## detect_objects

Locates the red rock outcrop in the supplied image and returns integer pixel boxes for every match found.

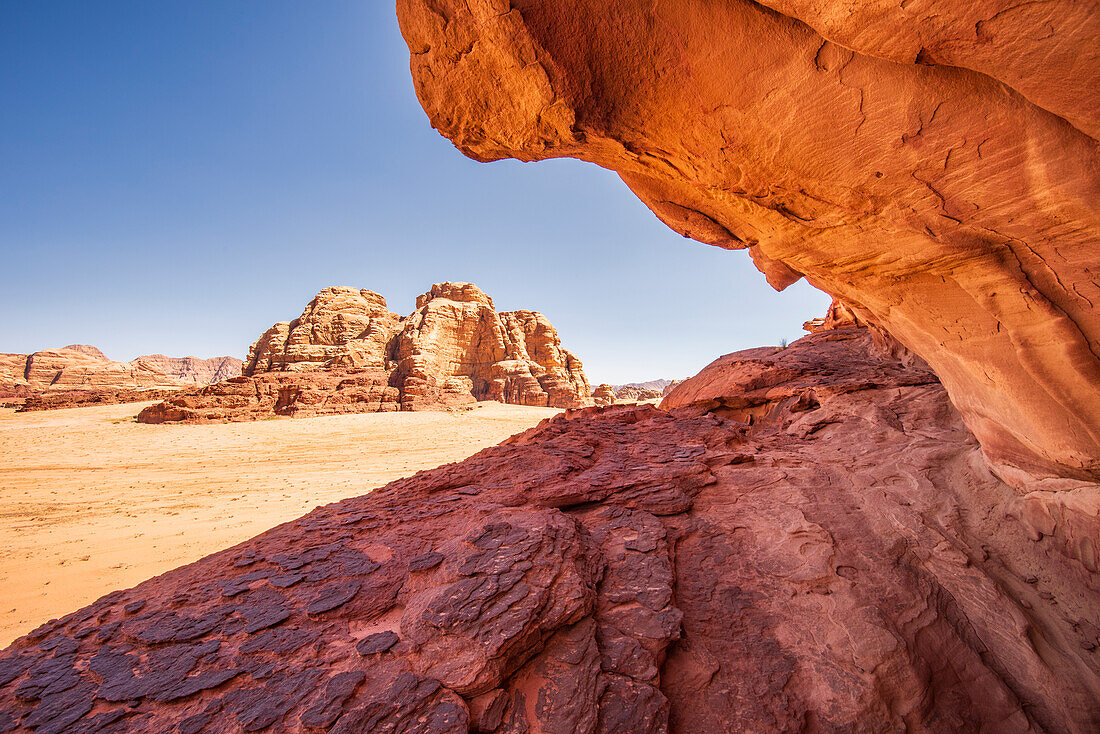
[0,346,242,410]
[395,0,1100,483]
[142,283,593,422]
[4,327,1096,732]
[19,389,181,413]
[137,371,401,424]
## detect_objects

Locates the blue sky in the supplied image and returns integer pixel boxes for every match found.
[0,1,829,384]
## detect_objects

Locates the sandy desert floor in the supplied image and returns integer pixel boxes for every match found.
[0,401,559,647]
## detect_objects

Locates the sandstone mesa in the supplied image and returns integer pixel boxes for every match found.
[138,283,592,423]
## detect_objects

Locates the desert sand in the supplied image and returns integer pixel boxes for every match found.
[0,400,558,647]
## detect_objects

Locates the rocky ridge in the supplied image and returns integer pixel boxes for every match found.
[139,283,592,423]
[2,323,1096,732]
[0,346,242,410]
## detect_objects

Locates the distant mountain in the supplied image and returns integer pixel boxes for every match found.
[0,346,242,409]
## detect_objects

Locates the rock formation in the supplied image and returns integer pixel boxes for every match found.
[0,346,242,409]
[18,389,182,413]
[614,379,676,394]
[591,383,615,407]
[614,386,662,402]
[3,325,1096,732]
[137,371,401,424]
[244,288,401,374]
[392,283,591,411]
[140,283,592,422]
[395,0,1100,483]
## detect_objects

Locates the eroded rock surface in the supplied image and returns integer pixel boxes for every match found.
[142,283,592,422]
[395,0,1100,482]
[4,328,1096,732]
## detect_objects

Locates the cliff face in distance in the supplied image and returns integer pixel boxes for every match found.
[396,0,1100,484]
[0,345,242,409]
[139,283,592,422]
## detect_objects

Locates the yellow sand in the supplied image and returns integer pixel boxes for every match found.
[0,401,558,647]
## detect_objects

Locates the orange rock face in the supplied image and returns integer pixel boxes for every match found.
[395,0,1100,482]
[142,283,593,422]
[244,288,401,374]
[0,345,242,409]
[394,283,591,410]
[5,328,1096,732]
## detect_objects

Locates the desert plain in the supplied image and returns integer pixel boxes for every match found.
[0,400,557,647]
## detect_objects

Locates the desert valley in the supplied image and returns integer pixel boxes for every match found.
[0,2,1097,734]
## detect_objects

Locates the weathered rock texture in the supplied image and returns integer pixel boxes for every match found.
[141,283,592,422]
[0,346,242,409]
[395,0,1100,483]
[3,327,1097,732]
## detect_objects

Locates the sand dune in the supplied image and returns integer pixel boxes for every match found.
[0,401,558,646]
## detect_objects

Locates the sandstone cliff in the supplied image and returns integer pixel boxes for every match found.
[5,326,1096,732]
[393,282,591,410]
[141,283,592,422]
[395,0,1100,483]
[244,288,401,374]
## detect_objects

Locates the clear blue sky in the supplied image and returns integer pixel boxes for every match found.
[0,1,829,385]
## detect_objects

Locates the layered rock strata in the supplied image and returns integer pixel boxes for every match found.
[3,327,1096,732]
[0,346,242,409]
[141,283,592,422]
[395,0,1100,482]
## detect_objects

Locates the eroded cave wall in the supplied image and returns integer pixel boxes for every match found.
[395,0,1100,482]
